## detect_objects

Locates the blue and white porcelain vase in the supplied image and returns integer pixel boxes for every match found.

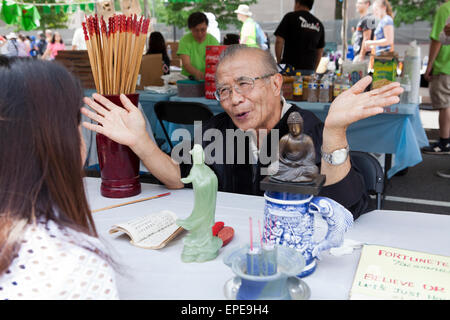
[263,191,354,277]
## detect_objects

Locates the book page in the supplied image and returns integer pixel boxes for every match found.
[110,210,178,244]
[349,245,450,300]
[132,223,181,249]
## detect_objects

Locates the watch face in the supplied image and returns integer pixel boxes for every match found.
[332,149,347,164]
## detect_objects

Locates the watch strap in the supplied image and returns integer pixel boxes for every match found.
[321,145,349,165]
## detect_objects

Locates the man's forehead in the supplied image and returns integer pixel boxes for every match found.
[216,51,264,83]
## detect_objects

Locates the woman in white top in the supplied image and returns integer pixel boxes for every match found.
[0,58,119,300]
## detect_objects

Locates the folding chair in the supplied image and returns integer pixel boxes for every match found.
[350,151,385,210]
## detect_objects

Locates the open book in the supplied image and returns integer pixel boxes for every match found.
[349,244,450,300]
[109,210,183,249]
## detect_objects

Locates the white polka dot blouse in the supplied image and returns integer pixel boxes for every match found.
[0,219,119,300]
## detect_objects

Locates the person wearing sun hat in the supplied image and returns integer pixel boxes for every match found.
[6,32,16,40]
[4,32,20,57]
[235,4,259,48]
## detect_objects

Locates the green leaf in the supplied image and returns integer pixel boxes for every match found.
[155,0,258,30]
[390,0,446,26]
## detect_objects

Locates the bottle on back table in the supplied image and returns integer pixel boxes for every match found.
[292,72,303,101]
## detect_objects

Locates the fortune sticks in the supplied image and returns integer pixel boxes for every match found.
[82,14,150,95]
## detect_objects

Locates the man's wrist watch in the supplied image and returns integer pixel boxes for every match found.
[321,145,350,166]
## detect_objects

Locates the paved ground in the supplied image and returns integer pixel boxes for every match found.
[376,106,450,216]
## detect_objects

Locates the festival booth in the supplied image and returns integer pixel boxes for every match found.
[2,0,440,302]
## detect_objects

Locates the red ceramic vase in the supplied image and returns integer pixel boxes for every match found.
[96,93,141,198]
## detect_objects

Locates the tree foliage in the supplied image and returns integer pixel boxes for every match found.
[390,0,446,26]
[154,0,258,30]
[36,0,69,31]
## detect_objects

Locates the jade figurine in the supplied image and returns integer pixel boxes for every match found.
[176,144,223,262]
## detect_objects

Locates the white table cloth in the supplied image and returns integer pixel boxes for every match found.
[85,177,450,300]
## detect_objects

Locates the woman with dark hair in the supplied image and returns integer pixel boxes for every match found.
[41,31,65,60]
[146,31,170,75]
[177,11,219,80]
[0,58,118,299]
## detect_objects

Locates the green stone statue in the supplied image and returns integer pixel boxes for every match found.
[176,144,223,262]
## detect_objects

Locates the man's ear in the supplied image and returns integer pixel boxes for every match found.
[271,73,283,96]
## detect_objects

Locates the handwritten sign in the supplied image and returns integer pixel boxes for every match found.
[349,245,450,300]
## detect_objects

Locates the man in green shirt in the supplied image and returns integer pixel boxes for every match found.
[177,11,219,80]
[422,0,450,155]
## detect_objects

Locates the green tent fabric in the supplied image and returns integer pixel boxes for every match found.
[0,0,21,24]
[20,4,40,31]
[43,5,51,14]
[0,1,40,31]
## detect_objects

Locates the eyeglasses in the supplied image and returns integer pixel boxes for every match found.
[214,73,276,101]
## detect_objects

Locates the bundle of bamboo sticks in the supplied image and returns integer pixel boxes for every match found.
[82,14,150,95]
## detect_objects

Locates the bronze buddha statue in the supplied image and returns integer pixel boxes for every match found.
[269,111,319,183]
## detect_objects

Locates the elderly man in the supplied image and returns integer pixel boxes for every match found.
[81,45,402,219]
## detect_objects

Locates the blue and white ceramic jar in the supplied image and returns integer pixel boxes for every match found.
[263,191,353,278]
